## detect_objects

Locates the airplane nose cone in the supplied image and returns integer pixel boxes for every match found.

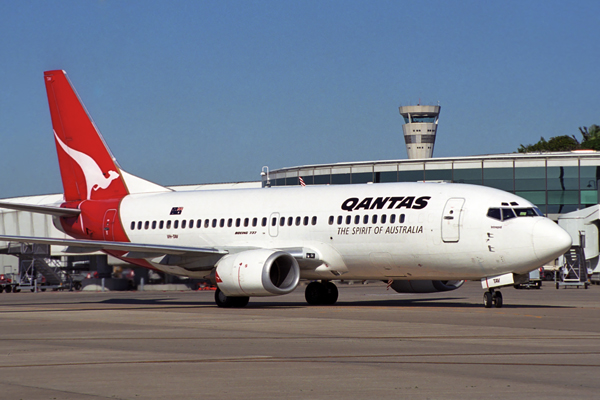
[531,219,572,263]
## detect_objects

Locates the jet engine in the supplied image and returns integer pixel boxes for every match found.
[214,249,300,297]
[389,280,464,293]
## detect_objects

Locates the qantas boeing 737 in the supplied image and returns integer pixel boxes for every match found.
[0,70,572,308]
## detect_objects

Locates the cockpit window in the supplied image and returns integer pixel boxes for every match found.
[488,206,542,221]
[487,208,502,221]
[514,208,538,217]
[501,208,516,220]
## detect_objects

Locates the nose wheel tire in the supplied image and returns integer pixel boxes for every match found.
[483,290,503,308]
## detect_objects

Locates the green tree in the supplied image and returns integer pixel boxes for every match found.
[580,124,600,150]
[518,124,600,153]
[518,135,580,153]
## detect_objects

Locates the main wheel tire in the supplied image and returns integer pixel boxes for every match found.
[214,288,249,308]
[215,288,234,308]
[0,285,4,293]
[323,282,339,305]
[5,285,12,293]
[232,296,250,308]
[305,281,326,305]
[492,291,503,308]
[483,291,493,308]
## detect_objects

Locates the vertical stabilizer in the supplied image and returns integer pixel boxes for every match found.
[44,70,129,202]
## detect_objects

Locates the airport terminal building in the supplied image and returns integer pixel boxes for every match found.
[263,152,600,220]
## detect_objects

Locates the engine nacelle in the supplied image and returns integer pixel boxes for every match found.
[389,280,464,294]
[214,249,300,297]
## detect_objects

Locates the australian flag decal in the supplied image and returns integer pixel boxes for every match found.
[170,207,183,215]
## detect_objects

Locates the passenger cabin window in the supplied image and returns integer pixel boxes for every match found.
[372,215,378,224]
[337,216,343,225]
[280,217,285,226]
[262,217,267,227]
[205,219,210,228]
[287,217,293,226]
[346,215,351,225]
[236,218,241,227]
[197,219,202,228]
[252,217,258,227]
[159,221,164,229]
[181,220,186,229]
[304,216,309,226]
[174,220,179,229]
[130,222,135,230]
[399,214,405,223]
[244,218,249,227]
[219,219,225,228]
[295,217,301,226]
[137,221,142,230]
[390,214,396,223]
[354,215,360,224]
[363,215,369,224]
[311,216,317,225]
[329,216,334,225]
[271,217,277,226]
[381,214,387,224]
[227,218,232,228]
[152,221,157,229]
[166,220,172,229]
[144,221,149,230]
[212,219,217,228]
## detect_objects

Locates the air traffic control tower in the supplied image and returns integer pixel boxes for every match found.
[399,105,440,159]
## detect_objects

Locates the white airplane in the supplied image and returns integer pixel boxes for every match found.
[0,70,572,308]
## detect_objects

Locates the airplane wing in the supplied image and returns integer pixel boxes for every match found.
[0,201,81,217]
[0,234,224,257]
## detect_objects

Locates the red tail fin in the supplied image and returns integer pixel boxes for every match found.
[44,70,129,202]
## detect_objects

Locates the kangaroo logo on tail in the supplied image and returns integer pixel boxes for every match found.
[54,131,120,200]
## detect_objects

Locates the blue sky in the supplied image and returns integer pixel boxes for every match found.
[1,0,599,198]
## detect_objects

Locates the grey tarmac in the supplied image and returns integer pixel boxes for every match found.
[0,281,599,399]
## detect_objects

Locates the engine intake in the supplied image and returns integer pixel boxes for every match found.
[214,249,300,297]
[389,280,464,294]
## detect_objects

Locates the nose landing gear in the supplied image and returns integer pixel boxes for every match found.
[483,289,503,308]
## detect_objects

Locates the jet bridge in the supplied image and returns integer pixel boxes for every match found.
[557,206,600,285]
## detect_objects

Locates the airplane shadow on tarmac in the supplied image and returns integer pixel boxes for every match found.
[93,295,574,310]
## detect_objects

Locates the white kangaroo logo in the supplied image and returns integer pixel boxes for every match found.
[54,131,120,200]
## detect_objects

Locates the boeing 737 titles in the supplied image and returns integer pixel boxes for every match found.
[0,70,572,308]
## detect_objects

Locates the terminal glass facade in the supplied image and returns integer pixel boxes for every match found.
[265,154,600,216]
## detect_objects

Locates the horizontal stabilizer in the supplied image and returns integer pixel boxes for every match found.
[0,201,81,217]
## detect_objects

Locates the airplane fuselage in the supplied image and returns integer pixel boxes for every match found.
[59,182,566,282]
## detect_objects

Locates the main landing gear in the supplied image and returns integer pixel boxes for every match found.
[305,281,338,305]
[483,289,503,308]
[214,288,250,308]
